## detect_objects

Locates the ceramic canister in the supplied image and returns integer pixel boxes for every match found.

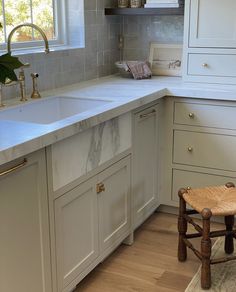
[118,0,129,8]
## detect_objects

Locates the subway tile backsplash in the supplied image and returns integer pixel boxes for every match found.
[3,0,121,101]
[123,15,184,60]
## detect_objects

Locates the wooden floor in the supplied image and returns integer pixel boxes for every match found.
[75,212,223,292]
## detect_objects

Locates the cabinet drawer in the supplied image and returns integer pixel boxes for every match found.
[188,54,236,77]
[172,169,236,202]
[174,102,236,130]
[173,130,236,171]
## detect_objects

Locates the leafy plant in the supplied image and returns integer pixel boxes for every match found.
[0,22,24,84]
[0,53,24,84]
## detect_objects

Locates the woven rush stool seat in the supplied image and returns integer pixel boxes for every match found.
[177,182,236,290]
[183,185,236,216]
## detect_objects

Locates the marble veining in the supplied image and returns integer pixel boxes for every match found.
[2,75,236,166]
[110,117,120,155]
[51,112,131,191]
[86,122,106,171]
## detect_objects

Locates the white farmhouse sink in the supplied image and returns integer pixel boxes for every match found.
[0,96,111,124]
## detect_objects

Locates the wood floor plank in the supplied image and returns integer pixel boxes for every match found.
[75,212,223,292]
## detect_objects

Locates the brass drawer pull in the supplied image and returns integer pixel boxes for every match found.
[187,147,193,152]
[0,158,27,177]
[96,183,105,194]
[189,113,195,119]
[140,109,156,119]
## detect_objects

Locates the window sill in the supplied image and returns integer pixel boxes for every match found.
[0,44,85,57]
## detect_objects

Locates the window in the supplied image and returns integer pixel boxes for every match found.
[0,0,63,51]
[0,0,85,53]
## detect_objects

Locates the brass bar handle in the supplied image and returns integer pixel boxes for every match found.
[96,183,105,194]
[0,158,27,177]
[140,109,156,119]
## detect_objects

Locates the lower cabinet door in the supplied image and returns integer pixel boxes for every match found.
[54,177,99,291]
[98,156,131,253]
[133,104,159,228]
[0,150,52,292]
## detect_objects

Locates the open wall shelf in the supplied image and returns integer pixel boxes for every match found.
[105,7,184,16]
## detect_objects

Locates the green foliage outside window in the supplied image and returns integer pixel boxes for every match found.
[0,0,55,83]
[0,0,55,43]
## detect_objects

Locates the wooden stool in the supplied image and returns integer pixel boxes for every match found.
[178,182,236,290]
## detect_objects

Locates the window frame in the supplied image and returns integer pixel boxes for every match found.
[0,0,67,53]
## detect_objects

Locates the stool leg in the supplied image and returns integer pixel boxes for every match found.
[225,215,234,254]
[178,188,187,262]
[201,208,212,290]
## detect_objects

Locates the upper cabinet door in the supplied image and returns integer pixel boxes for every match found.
[189,0,236,48]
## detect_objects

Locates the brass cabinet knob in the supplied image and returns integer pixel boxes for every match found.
[187,186,191,190]
[96,183,105,194]
[202,63,208,68]
[189,112,194,119]
[187,147,193,152]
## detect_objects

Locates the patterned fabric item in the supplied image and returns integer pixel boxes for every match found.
[126,61,152,80]
[185,238,236,292]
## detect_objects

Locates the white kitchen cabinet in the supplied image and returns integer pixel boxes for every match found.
[173,130,236,172]
[163,97,236,207]
[174,101,236,130]
[0,150,52,292]
[183,0,236,84]
[133,104,159,228]
[187,53,236,78]
[54,177,99,291]
[189,0,236,48]
[54,155,131,291]
[98,156,131,253]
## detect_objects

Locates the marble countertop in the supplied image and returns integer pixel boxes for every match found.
[1,75,236,165]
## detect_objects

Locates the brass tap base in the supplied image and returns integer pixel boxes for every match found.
[20,98,28,102]
[31,92,41,99]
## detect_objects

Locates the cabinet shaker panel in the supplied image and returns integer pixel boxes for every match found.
[189,0,236,48]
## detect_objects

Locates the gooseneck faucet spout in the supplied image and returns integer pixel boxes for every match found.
[7,23,50,54]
